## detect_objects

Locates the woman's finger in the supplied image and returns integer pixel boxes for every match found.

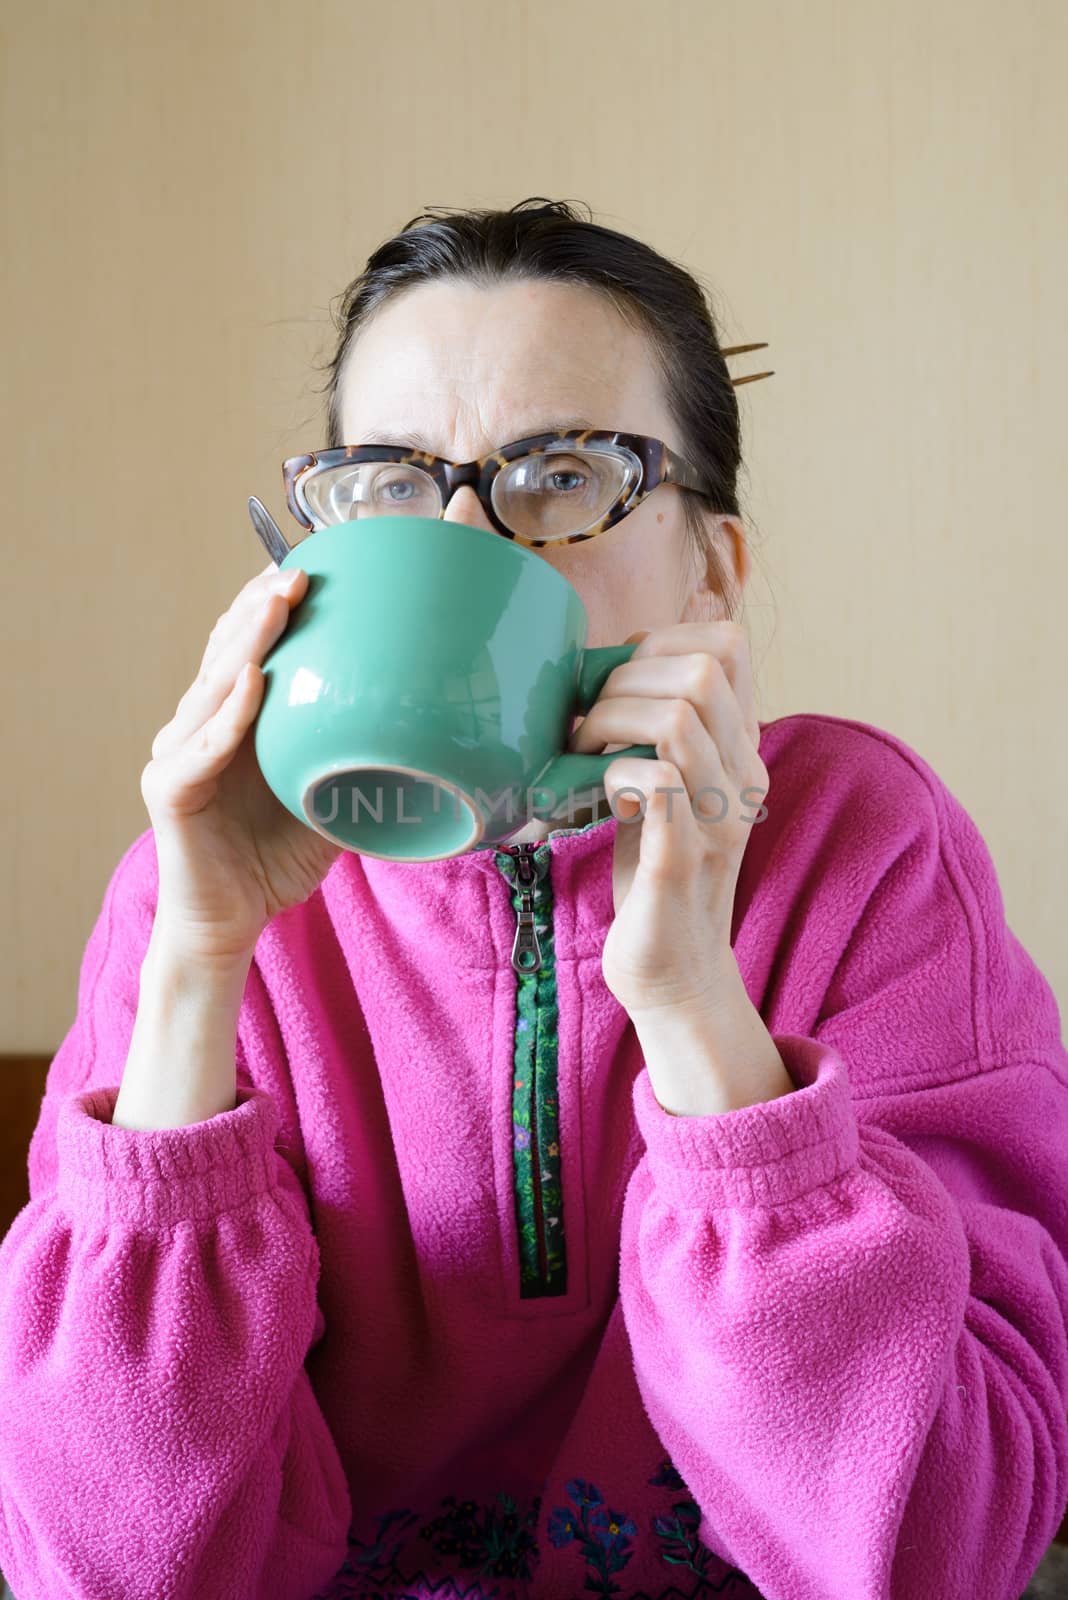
[141,662,266,821]
[151,573,304,761]
[197,565,305,681]
[570,652,754,785]
[623,621,760,747]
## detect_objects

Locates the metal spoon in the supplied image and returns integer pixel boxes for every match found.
[247,495,292,567]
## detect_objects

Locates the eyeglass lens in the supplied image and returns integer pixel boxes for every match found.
[297,443,637,542]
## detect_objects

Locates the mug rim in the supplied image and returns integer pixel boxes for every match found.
[280,514,589,625]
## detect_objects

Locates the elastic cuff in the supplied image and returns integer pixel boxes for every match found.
[55,1083,282,1230]
[631,1034,859,1209]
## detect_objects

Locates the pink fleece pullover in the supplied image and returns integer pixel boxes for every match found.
[1,710,1067,1600]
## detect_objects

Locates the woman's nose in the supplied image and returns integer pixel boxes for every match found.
[441,484,496,534]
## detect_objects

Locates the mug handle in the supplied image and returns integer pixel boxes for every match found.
[536,644,657,818]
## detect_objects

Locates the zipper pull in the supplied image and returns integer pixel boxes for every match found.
[510,844,544,975]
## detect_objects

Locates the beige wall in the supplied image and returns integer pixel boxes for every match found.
[3,0,1065,1052]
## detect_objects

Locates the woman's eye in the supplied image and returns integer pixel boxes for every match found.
[548,470,584,493]
[382,479,414,501]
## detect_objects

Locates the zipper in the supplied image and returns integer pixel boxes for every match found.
[494,812,614,1299]
[510,843,544,975]
[495,839,560,1296]
[512,847,549,1283]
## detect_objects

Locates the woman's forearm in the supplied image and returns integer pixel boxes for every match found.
[112,923,255,1130]
[628,966,795,1117]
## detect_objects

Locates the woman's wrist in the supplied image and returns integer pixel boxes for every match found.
[144,912,259,988]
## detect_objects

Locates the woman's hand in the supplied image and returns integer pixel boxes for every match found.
[566,620,769,1021]
[139,560,343,965]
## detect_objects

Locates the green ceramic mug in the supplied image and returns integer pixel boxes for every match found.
[252,515,657,862]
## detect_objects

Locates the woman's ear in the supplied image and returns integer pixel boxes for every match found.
[680,514,750,623]
[715,514,751,596]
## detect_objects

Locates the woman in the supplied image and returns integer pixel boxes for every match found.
[1,198,1066,1600]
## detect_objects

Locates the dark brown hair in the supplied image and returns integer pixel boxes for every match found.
[312,197,761,617]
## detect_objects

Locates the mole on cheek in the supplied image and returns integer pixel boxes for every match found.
[657,512,664,522]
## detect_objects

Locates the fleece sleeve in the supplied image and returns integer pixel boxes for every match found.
[0,831,351,1600]
[618,755,1068,1600]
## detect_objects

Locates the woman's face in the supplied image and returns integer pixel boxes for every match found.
[336,276,749,645]
[336,276,750,839]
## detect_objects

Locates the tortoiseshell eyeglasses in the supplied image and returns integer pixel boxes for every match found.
[281,343,773,551]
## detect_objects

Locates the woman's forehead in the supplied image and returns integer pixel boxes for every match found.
[337,280,663,450]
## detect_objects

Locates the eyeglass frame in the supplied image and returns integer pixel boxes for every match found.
[281,428,718,550]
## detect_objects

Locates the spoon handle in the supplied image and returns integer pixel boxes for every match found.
[247,496,292,567]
